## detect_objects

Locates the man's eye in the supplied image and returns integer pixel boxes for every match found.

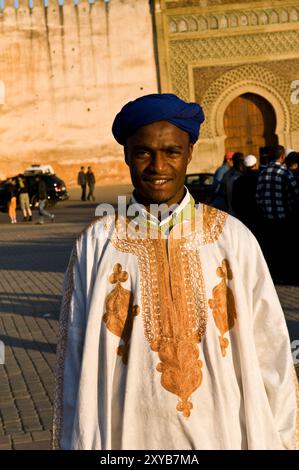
[135,151,150,158]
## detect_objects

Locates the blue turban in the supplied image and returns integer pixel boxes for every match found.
[112,93,205,145]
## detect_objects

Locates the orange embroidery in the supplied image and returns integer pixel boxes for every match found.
[202,204,227,245]
[103,263,140,364]
[208,259,237,357]
[111,217,208,417]
[152,237,205,417]
[156,339,203,417]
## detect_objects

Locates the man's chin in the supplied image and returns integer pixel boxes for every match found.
[140,191,176,206]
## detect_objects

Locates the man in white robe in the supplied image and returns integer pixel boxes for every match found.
[53,94,298,450]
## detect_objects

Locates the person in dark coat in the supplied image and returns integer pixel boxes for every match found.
[256,145,299,283]
[232,154,263,239]
[285,151,299,184]
[35,176,55,224]
[86,166,96,201]
[77,166,87,201]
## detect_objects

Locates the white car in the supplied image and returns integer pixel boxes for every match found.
[23,164,55,175]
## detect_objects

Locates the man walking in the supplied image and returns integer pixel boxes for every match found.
[77,166,87,201]
[54,94,298,450]
[86,166,96,201]
[35,176,54,224]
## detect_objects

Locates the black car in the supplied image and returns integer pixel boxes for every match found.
[25,173,69,207]
[185,173,215,204]
[0,173,69,212]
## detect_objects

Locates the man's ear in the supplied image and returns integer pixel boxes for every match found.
[187,143,194,165]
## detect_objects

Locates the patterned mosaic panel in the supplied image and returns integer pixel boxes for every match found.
[165,1,263,7]
[169,30,299,102]
[168,6,299,33]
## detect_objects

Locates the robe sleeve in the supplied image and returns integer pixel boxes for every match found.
[241,225,298,449]
[53,234,87,450]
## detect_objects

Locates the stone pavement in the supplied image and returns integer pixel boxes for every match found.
[0,188,298,450]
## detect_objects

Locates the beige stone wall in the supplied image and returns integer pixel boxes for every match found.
[155,0,299,172]
[0,0,158,186]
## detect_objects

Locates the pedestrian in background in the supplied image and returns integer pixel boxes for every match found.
[35,176,55,225]
[5,178,18,224]
[86,166,96,201]
[211,151,234,210]
[221,152,245,214]
[256,145,299,283]
[285,151,299,184]
[17,174,32,222]
[77,166,87,201]
[232,154,262,238]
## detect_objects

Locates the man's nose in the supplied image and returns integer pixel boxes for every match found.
[150,151,167,173]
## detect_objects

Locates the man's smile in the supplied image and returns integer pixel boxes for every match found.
[142,176,173,187]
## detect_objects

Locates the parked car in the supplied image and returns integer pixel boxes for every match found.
[0,172,69,212]
[185,173,215,204]
[25,173,69,208]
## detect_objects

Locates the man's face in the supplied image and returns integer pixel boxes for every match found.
[125,121,193,207]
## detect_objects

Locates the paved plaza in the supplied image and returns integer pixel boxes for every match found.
[0,187,298,450]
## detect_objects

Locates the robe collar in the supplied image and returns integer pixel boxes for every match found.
[129,187,196,234]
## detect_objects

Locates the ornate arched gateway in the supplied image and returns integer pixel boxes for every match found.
[154,0,299,172]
